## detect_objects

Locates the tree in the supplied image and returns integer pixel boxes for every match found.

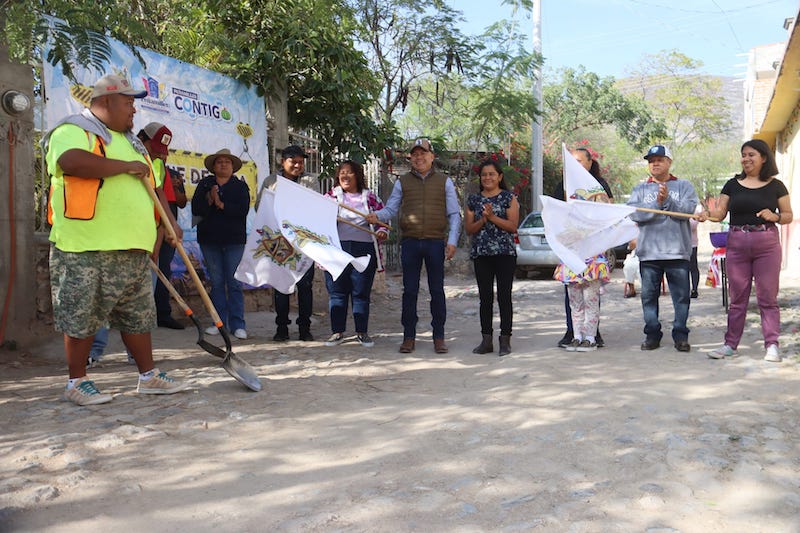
[3,0,395,175]
[621,50,734,149]
[350,0,475,133]
[394,14,540,152]
[543,67,666,152]
[198,0,395,172]
[621,50,738,198]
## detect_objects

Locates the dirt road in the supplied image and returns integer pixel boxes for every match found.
[2,260,799,532]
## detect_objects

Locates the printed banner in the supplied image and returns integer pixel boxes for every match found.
[541,196,638,274]
[234,189,314,294]
[274,177,370,280]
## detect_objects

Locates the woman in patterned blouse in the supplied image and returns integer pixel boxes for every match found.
[464,160,520,356]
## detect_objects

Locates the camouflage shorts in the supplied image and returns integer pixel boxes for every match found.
[49,247,156,338]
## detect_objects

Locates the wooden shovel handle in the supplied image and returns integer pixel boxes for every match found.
[148,258,194,317]
[144,183,223,327]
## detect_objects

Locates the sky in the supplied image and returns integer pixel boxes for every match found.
[455,0,800,78]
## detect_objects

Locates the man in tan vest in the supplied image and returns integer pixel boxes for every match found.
[367,138,461,354]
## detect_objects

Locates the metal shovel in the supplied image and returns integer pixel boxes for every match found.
[149,258,226,359]
[146,184,262,392]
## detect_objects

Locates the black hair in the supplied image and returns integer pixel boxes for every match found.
[335,160,367,192]
[570,147,602,179]
[477,160,508,191]
[736,139,779,181]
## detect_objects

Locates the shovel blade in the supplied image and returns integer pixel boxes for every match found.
[222,353,262,392]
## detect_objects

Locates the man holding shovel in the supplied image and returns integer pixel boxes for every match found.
[627,145,699,353]
[45,73,190,405]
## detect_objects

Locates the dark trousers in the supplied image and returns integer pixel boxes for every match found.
[275,266,314,329]
[401,238,446,340]
[154,242,177,320]
[689,246,699,291]
[474,255,516,336]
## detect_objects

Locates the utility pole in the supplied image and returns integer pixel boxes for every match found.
[530,0,543,211]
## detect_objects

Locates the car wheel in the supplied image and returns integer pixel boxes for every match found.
[605,248,616,272]
[515,267,528,279]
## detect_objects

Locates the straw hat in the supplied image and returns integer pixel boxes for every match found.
[204,148,243,173]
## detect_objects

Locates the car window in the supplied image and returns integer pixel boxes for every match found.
[520,213,544,229]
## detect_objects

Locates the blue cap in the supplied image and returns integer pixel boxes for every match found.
[644,145,673,160]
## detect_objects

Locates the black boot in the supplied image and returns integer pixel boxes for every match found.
[557,330,573,348]
[472,334,494,354]
[498,335,512,356]
[298,327,314,342]
[273,326,290,342]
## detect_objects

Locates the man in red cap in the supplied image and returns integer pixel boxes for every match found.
[137,122,187,329]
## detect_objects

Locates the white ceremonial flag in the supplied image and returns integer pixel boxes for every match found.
[562,143,611,201]
[235,189,314,294]
[274,177,371,280]
[541,195,638,274]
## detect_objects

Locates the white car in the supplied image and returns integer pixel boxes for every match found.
[515,211,560,277]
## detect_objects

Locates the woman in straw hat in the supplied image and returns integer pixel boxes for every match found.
[191,149,251,340]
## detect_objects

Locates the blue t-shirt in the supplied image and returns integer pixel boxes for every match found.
[467,190,517,258]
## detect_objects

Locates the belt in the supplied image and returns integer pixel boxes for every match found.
[730,223,775,232]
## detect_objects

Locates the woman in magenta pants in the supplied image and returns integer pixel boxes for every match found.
[703,139,792,362]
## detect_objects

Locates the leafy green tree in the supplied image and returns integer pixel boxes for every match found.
[3,0,396,175]
[621,50,737,197]
[394,16,540,153]
[349,0,475,133]
[199,0,395,172]
[621,50,734,149]
[543,66,666,152]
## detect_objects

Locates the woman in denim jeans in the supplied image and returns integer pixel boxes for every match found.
[323,161,388,348]
[703,139,793,362]
[191,149,250,340]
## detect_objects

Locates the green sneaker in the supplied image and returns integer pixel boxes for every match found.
[137,369,190,395]
[65,378,113,406]
[707,345,736,359]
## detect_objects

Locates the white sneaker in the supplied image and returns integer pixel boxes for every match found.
[233,328,248,340]
[357,333,375,348]
[764,344,782,363]
[205,326,219,336]
[137,368,190,394]
[324,332,344,346]
[565,339,581,352]
[708,345,737,359]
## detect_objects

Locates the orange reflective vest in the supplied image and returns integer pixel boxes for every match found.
[48,132,157,224]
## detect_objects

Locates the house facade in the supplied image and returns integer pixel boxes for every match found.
[748,9,800,270]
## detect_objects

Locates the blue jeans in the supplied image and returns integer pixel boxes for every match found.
[324,240,378,333]
[275,267,314,328]
[200,243,246,331]
[91,326,110,359]
[639,259,690,342]
[90,326,133,362]
[401,238,446,340]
